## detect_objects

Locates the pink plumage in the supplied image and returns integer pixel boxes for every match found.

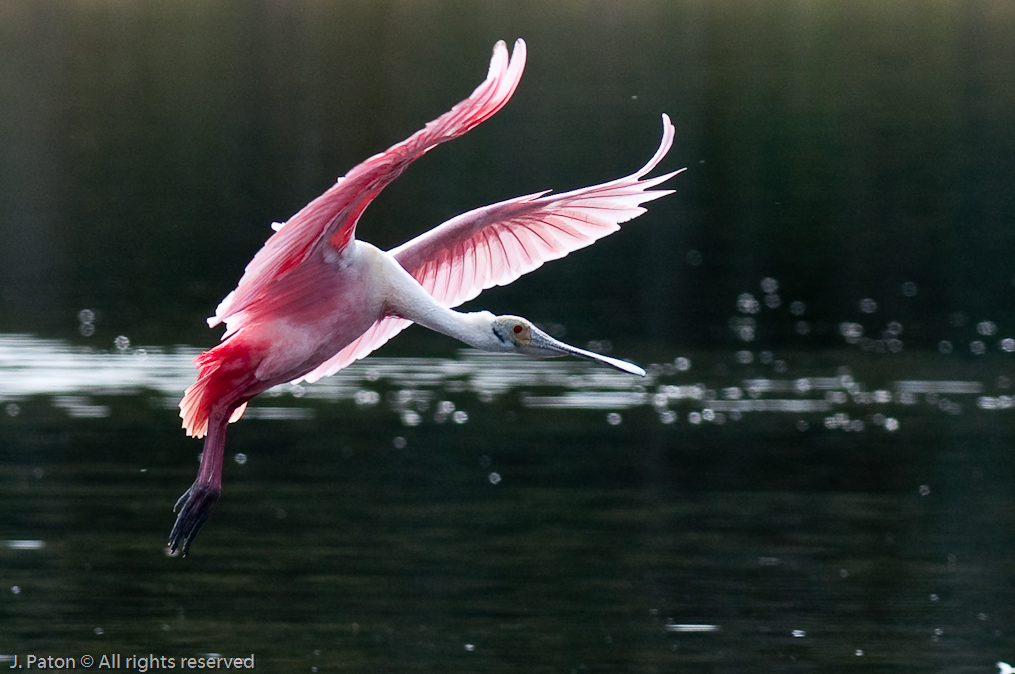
[299,116,680,383]
[170,38,680,556]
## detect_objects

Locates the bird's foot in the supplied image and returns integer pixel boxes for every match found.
[168,483,219,557]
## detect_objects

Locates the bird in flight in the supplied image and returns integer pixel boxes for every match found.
[170,38,681,555]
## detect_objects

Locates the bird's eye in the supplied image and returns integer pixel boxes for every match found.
[512,325,523,334]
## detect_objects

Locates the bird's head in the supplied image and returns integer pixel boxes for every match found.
[489,315,645,376]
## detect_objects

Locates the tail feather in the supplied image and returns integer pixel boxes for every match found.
[179,338,258,438]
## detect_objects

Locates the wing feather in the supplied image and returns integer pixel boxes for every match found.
[299,114,681,381]
[209,39,527,337]
[393,113,680,310]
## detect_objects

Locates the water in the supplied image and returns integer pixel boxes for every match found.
[2,0,1015,670]
[2,333,1013,670]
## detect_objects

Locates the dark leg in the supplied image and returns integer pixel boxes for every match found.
[168,410,229,556]
[168,484,219,556]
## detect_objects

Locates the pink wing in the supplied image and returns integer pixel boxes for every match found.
[297,114,681,383]
[210,39,527,338]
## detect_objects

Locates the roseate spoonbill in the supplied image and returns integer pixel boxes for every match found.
[170,38,681,555]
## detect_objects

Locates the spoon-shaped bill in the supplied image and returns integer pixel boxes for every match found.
[526,326,646,376]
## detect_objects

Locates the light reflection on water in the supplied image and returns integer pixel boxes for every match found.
[1,333,1011,432]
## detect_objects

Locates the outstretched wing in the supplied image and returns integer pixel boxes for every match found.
[210,39,527,338]
[297,114,680,383]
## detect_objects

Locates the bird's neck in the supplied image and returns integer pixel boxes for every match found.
[372,246,506,352]
[406,303,504,352]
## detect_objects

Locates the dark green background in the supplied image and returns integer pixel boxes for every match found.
[3,0,1013,351]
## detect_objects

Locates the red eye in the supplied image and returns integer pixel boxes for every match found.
[512,325,523,334]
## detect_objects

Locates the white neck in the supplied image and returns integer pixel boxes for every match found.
[369,245,508,352]
[411,306,505,351]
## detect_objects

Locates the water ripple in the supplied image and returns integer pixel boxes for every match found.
[2,333,1013,428]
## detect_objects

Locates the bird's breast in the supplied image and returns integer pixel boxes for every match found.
[248,246,389,384]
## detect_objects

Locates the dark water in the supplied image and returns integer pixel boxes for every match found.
[2,1,1015,671]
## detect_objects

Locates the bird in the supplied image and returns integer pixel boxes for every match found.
[169,38,682,556]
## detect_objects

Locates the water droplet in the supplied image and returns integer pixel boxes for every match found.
[674,357,691,371]
[730,317,756,341]
[722,387,743,400]
[606,412,622,426]
[737,293,761,314]
[977,320,998,336]
[488,472,501,485]
[970,340,986,355]
[354,390,380,406]
[659,411,677,424]
[5,403,19,417]
[233,453,247,465]
[78,323,96,337]
[839,322,863,343]
[688,411,702,425]
[919,485,931,496]
[791,629,806,638]
[858,298,878,314]
[452,410,468,424]
[114,335,130,352]
[938,340,953,354]
[686,249,702,266]
[760,277,779,294]
[393,436,407,449]
[789,300,806,316]
[855,649,864,656]
[94,627,104,635]
[464,644,475,652]
[764,293,781,309]
[401,410,421,427]
[11,586,20,595]
[78,309,95,324]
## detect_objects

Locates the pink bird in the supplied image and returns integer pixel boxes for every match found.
[170,38,681,555]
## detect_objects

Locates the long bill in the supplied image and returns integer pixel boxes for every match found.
[527,326,647,377]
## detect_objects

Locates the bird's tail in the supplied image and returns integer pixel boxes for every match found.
[179,338,256,438]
